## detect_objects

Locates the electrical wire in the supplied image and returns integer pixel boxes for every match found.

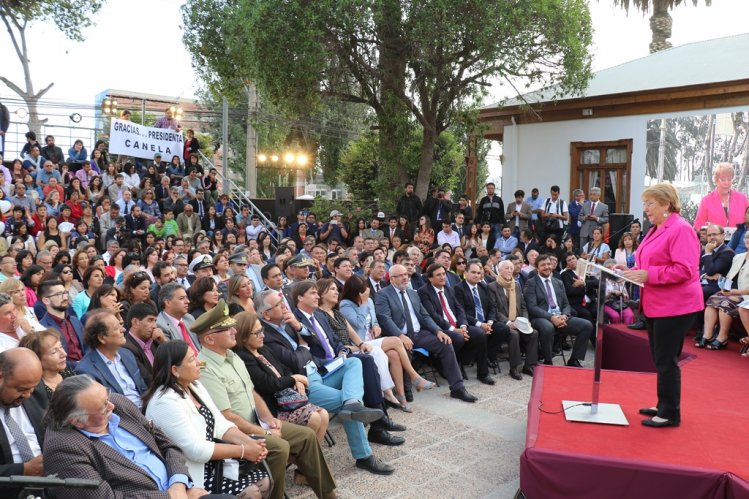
[538,401,591,415]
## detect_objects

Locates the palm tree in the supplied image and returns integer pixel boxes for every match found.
[610,0,712,53]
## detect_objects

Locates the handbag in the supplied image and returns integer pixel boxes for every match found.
[275,387,308,411]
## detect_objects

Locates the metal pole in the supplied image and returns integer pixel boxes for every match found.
[656,119,666,182]
[246,84,258,198]
[222,97,229,194]
[141,99,146,125]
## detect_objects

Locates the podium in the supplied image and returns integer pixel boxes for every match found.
[561,260,643,426]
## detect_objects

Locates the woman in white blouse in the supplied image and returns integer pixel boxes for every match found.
[144,340,271,498]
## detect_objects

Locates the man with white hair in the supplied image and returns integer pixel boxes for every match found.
[579,187,609,250]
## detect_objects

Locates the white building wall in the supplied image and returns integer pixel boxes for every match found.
[501,104,748,215]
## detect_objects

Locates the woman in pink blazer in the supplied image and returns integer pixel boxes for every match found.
[693,162,749,230]
[621,183,703,428]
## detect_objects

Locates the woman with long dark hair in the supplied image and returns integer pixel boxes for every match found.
[143,341,271,498]
[188,277,220,319]
[20,264,45,307]
[120,271,155,320]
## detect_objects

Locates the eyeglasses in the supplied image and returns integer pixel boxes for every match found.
[61,269,73,274]
[249,330,265,338]
[706,232,722,237]
[47,291,68,299]
[457,261,467,265]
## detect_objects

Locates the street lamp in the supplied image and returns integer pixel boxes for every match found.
[102,98,118,116]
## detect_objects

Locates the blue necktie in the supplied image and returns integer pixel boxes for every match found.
[472,287,485,322]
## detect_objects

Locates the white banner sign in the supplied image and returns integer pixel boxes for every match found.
[109,118,183,160]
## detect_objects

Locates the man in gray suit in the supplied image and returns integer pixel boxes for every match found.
[156,282,199,351]
[524,254,593,367]
[375,264,478,403]
[44,375,211,499]
[579,187,609,250]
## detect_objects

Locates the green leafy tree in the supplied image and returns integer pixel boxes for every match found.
[182,0,593,200]
[609,0,712,53]
[0,0,106,132]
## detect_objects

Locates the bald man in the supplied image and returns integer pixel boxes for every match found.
[0,348,47,489]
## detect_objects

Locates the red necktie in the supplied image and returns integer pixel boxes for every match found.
[438,290,457,327]
[179,320,199,354]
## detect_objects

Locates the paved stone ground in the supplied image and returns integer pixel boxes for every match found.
[283,345,595,499]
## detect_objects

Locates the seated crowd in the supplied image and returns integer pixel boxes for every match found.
[2,128,745,498]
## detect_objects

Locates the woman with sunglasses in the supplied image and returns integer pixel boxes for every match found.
[450,254,468,280]
[53,263,78,300]
[137,189,162,219]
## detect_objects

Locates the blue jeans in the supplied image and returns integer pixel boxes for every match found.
[306,357,372,460]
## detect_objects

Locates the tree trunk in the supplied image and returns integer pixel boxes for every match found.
[375,0,410,188]
[415,125,437,200]
[649,0,673,53]
[0,15,50,134]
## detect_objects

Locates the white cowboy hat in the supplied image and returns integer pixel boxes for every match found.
[514,317,534,335]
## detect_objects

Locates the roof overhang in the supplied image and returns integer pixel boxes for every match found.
[478,78,749,141]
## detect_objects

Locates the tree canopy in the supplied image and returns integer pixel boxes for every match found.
[183,0,593,200]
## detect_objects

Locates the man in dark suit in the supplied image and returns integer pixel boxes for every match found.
[0,349,46,492]
[291,282,405,445]
[486,260,540,379]
[44,376,208,498]
[386,216,405,245]
[75,310,148,409]
[451,212,469,240]
[418,263,493,385]
[367,260,389,294]
[376,264,478,402]
[424,187,452,231]
[525,254,594,367]
[700,225,735,300]
[433,249,461,288]
[579,187,609,250]
[156,283,200,352]
[256,289,394,475]
[123,303,164,387]
[189,187,209,219]
[39,280,86,366]
[560,252,599,326]
[125,204,148,245]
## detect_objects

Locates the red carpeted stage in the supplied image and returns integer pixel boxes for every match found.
[520,325,749,499]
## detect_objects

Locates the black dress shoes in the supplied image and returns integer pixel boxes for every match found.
[509,367,523,381]
[355,455,395,475]
[627,321,646,330]
[338,402,383,424]
[450,387,478,403]
[638,407,658,416]
[478,376,496,385]
[368,428,405,446]
[566,358,583,368]
[521,366,535,377]
[641,418,680,428]
[373,415,406,432]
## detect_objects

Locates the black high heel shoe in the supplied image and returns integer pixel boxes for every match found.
[706,338,728,350]
[695,336,712,348]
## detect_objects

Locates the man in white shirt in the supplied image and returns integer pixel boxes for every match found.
[0,294,19,352]
[540,185,569,242]
[245,215,265,241]
[436,221,460,248]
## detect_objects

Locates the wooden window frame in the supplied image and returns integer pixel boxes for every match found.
[570,139,633,214]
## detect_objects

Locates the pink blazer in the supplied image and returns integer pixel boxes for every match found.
[635,212,704,319]
[693,189,748,230]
